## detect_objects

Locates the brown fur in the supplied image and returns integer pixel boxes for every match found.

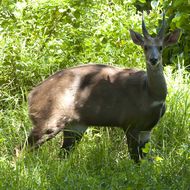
[25,19,180,162]
[27,64,164,162]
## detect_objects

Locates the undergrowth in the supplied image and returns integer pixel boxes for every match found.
[0,66,189,190]
[0,1,190,190]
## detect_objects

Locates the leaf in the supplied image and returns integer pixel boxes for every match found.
[142,142,151,154]
[173,0,185,8]
[151,0,160,9]
[138,0,146,3]
[155,156,163,162]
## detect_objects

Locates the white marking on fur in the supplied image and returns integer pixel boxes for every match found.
[147,61,161,70]
[151,100,163,107]
[139,131,151,144]
[60,75,81,109]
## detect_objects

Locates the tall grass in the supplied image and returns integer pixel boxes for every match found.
[0,1,189,189]
[0,65,189,190]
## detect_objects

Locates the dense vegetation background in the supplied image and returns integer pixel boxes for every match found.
[0,0,189,189]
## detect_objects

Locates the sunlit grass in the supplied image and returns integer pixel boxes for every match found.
[0,64,189,190]
[0,1,189,189]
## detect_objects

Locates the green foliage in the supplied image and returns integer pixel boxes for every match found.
[164,0,190,69]
[0,73,190,189]
[0,0,143,109]
[134,0,190,69]
[0,0,189,190]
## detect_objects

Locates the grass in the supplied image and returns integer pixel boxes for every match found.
[0,66,189,190]
[0,1,189,189]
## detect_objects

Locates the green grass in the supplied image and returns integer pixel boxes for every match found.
[0,66,189,190]
[0,1,190,189]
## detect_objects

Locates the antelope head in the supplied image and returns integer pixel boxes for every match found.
[130,14,180,69]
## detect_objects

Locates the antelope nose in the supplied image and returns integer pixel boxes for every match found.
[150,58,158,65]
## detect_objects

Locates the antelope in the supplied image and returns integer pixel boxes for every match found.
[26,15,180,162]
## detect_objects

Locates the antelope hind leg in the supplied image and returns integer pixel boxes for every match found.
[61,124,88,151]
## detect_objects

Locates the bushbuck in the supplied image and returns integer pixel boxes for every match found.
[26,15,180,162]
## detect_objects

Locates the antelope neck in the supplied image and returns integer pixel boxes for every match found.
[146,63,167,101]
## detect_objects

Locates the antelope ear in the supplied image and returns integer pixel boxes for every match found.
[129,29,144,46]
[164,29,181,46]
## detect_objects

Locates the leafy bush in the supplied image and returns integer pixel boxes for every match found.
[134,0,190,69]
[0,0,141,109]
[0,1,189,190]
[164,0,190,69]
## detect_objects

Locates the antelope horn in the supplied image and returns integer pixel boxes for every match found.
[142,13,150,39]
[158,13,166,38]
